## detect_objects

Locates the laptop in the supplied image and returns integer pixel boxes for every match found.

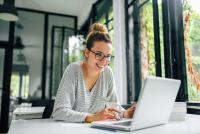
[91,76,181,131]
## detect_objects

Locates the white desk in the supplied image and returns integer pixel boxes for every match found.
[8,114,200,134]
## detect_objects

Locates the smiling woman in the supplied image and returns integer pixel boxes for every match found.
[52,23,135,123]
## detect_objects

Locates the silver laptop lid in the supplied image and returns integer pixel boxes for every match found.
[131,76,181,130]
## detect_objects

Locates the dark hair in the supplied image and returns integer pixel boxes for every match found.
[86,23,112,50]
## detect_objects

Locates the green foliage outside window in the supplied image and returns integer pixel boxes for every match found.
[186,9,200,102]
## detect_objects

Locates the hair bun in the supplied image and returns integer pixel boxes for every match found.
[89,23,108,33]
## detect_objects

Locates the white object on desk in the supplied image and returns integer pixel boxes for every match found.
[20,103,32,107]
[13,107,45,120]
[8,114,200,134]
[169,102,187,121]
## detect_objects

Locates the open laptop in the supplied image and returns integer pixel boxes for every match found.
[91,76,181,131]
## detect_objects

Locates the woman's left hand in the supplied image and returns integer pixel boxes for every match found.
[123,104,136,118]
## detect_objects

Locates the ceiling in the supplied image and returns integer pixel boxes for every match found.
[0,0,97,28]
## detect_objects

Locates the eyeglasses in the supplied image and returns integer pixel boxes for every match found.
[89,49,114,62]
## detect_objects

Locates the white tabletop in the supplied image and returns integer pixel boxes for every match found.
[8,114,200,134]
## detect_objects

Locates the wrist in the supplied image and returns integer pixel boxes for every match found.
[85,114,95,123]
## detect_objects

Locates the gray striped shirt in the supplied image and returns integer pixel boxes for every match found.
[52,62,123,123]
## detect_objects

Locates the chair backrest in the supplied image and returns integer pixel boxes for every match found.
[28,99,55,118]
[42,100,55,118]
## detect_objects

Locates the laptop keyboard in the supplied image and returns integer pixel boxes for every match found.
[113,121,132,126]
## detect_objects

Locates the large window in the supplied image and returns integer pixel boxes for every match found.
[125,0,188,103]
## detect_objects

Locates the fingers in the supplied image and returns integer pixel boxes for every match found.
[105,112,119,120]
[103,109,120,120]
[106,108,120,113]
[131,103,137,108]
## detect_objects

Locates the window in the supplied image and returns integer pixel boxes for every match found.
[11,64,29,99]
[125,0,188,103]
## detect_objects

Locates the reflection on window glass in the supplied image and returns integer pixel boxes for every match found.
[184,0,200,102]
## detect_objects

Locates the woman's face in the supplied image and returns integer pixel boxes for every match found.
[85,41,112,72]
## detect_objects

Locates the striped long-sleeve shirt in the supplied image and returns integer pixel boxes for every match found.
[52,62,123,123]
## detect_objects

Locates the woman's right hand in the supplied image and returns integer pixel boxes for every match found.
[85,108,120,123]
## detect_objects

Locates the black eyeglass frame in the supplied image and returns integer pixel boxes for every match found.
[88,49,114,62]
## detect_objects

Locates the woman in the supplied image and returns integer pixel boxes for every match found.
[52,23,135,123]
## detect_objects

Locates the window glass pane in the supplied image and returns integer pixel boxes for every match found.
[11,73,20,97]
[65,29,82,66]
[140,0,156,81]
[12,10,44,99]
[184,1,200,102]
